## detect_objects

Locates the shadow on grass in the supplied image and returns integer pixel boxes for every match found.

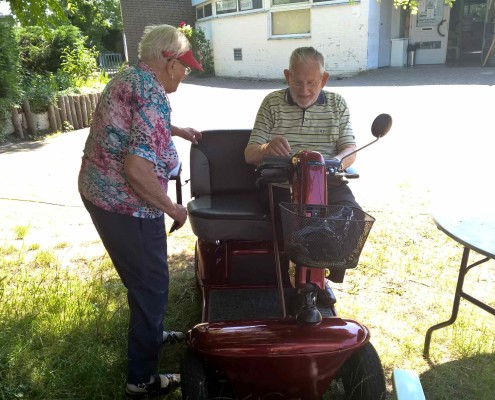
[421,353,495,400]
[0,250,200,400]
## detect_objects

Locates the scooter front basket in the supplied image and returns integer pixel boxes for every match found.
[280,203,375,269]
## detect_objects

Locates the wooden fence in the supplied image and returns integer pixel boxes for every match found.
[9,92,102,139]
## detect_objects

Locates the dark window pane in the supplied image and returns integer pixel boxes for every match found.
[240,0,263,10]
[204,3,213,16]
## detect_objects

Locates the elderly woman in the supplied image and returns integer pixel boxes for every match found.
[78,24,203,398]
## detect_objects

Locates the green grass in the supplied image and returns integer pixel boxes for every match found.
[1,201,494,399]
[13,225,30,240]
[0,237,199,400]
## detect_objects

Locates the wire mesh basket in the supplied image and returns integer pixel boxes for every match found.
[279,203,375,270]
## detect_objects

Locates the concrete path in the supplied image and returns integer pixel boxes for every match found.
[1,65,494,263]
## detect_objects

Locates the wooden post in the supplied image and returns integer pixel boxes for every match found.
[54,102,62,131]
[58,96,67,128]
[64,96,74,129]
[48,105,57,133]
[69,96,79,129]
[22,99,37,136]
[80,95,88,127]
[11,107,24,139]
[74,96,84,130]
[85,95,93,126]
[89,93,97,113]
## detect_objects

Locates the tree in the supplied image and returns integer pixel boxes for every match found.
[394,0,454,14]
[62,0,123,52]
[5,0,67,29]
[4,0,123,51]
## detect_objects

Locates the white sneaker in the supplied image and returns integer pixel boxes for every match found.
[162,330,185,344]
[125,373,180,398]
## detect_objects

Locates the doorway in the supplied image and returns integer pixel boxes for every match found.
[447,0,495,65]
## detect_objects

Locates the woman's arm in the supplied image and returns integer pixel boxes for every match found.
[124,154,187,226]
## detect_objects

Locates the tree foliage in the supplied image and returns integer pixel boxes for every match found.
[5,0,123,51]
[6,0,67,29]
[63,0,123,52]
[0,15,21,137]
[394,0,455,14]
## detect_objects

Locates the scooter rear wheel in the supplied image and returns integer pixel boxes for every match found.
[339,342,386,400]
[180,349,209,400]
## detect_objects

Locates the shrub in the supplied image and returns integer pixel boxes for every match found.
[15,26,51,73]
[22,72,58,113]
[0,16,21,139]
[49,25,88,72]
[178,22,214,77]
[191,27,214,77]
[14,24,99,117]
[61,43,99,82]
[16,25,90,75]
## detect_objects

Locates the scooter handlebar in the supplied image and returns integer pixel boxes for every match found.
[325,159,359,179]
[256,156,291,171]
[257,155,359,183]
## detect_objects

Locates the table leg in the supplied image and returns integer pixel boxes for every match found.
[423,247,470,358]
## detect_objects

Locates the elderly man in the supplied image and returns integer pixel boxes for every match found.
[244,46,359,290]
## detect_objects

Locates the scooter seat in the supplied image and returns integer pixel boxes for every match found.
[187,129,273,242]
[188,192,272,241]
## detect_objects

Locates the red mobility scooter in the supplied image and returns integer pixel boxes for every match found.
[181,114,392,399]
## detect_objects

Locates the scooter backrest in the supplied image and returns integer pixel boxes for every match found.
[190,130,259,198]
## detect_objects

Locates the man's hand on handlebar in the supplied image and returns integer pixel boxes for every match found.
[263,136,291,157]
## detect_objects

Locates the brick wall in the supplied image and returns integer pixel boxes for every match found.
[120,0,196,64]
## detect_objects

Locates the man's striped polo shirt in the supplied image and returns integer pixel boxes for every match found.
[249,88,356,159]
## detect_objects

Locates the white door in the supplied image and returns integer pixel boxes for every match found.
[378,0,393,67]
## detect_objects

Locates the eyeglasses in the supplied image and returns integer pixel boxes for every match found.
[176,59,192,76]
[291,80,321,90]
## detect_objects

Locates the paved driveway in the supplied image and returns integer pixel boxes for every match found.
[1,65,494,262]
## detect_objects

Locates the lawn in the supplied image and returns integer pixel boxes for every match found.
[1,76,495,399]
[1,187,494,400]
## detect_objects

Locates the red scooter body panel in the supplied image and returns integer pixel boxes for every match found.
[187,318,369,399]
[291,151,328,290]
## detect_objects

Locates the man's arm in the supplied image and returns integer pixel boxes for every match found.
[244,136,292,166]
[334,144,357,170]
[124,154,187,226]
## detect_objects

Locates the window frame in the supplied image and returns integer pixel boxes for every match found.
[269,7,311,38]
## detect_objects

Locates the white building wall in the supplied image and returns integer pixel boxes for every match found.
[197,1,373,79]
[313,3,370,75]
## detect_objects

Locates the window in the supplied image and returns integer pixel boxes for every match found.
[204,3,213,16]
[272,0,308,4]
[216,0,238,14]
[215,0,262,15]
[196,3,213,19]
[240,0,263,11]
[271,8,310,36]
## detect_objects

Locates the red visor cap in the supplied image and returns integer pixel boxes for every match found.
[164,49,203,72]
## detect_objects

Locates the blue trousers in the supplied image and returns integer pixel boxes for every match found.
[81,196,169,384]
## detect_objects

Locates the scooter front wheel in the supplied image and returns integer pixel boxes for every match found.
[338,342,386,400]
[180,349,209,400]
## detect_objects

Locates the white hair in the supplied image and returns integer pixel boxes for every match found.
[138,24,191,65]
[289,47,325,75]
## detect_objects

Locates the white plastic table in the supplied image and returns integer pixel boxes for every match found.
[423,211,495,358]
